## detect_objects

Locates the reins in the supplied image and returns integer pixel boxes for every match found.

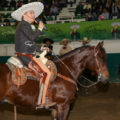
[52,46,102,88]
[52,51,77,86]
[52,71,77,86]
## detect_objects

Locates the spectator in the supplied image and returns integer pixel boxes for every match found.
[97,5,103,16]
[86,12,95,21]
[91,0,98,14]
[82,37,91,46]
[111,2,119,18]
[68,0,74,7]
[0,0,120,24]
[75,2,84,16]
[101,8,109,20]
[43,38,54,60]
[98,14,104,20]
[50,4,59,20]
[70,27,80,41]
[59,39,72,56]
[17,0,22,8]
[83,1,92,14]
[10,0,16,8]
[99,0,106,9]
[4,19,10,26]
[59,0,67,8]
[106,2,112,19]
[111,24,119,39]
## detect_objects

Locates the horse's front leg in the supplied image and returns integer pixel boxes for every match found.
[51,108,57,120]
[57,104,70,120]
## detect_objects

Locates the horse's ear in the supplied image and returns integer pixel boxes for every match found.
[97,41,104,48]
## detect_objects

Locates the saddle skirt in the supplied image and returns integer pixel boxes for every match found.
[6,56,57,87]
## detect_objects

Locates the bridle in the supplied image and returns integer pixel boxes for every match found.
[74,46,103,88]
[53,46,103,88]
[94,46,103,82]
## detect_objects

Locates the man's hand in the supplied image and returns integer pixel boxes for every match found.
[38,21,44,31]
[41,47,50,52]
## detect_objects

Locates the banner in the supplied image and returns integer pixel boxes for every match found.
[0,19,120,43]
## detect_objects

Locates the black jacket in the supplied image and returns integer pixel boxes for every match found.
[15,20,42,54]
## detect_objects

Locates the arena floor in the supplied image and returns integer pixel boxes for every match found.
[0,83,120,120]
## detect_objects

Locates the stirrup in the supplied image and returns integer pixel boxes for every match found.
[45,102,56,109]
[45,97,56,109]
[36,104,45,109]
[36,102,56,110]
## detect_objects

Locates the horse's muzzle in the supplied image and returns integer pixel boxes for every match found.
[98,74,109,84]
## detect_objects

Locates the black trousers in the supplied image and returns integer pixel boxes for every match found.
[17,55,31,67]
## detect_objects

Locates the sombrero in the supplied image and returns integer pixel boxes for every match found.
[111,22,120,27]
[43,38,54,44]
[82,37,90,43]
[70,24,80,29]
[11,2,44,21]
[60,38,72,45]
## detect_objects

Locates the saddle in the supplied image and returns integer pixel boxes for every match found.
[6,56,57,87]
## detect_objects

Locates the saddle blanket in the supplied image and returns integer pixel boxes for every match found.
[6,56,57,86]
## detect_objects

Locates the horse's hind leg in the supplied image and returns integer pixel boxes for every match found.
[57,104,70,120]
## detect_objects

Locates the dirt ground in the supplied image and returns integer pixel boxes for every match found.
[0,83,120,120]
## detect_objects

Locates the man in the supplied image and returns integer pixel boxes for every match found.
[75,2,84,16]
[70,27,80,41]
[59,38,72,56]
[111,24,119,40]
[43,38,54,60]
[82,37,90,46]
[11,2,56,108]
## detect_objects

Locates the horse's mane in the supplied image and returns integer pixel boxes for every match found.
[99,45,106,55]
[53,46,90,62]
[53,45,106,62]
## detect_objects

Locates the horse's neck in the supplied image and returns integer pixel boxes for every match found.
[55,51,88,80]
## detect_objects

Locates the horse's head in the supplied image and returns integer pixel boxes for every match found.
[86,41,109,84]
[54,42,109,84]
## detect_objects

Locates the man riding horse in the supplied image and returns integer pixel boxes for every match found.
[11,2,56,108]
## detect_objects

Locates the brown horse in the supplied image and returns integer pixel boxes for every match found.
[0,42,109,120]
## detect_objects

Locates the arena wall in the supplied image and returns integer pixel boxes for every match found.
[0,40,119,56]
